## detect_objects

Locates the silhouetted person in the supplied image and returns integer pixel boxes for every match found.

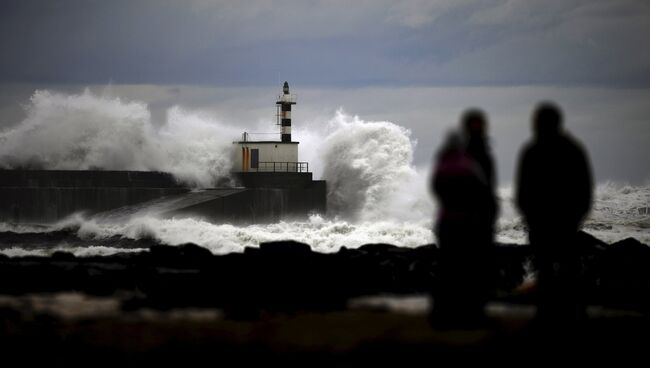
[461,109,499,242]
[462,109,496,191]
[515,102,593,320]
[430,129,497,326]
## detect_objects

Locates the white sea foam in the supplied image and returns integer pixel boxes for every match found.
[495,182,650,244]
[319,110,430,222]
[2,181,646,258]
[0,89,241,186]
[582,182,650,244]
[26,214,432,255]
[0,246,144,258]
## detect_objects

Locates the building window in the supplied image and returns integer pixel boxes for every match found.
[251,149,259,169]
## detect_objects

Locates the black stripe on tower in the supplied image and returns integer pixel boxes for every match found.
[281,118,291,142]
[281,104,291,112]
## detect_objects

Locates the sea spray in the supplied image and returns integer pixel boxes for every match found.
[0,89,240,186]
[0,214,434,255]
[495,182,650,244]
[0,89,431,222]
[0,183,648,257]
[1,181,647,258]
[319,110,431,222]
[0,246,145,258]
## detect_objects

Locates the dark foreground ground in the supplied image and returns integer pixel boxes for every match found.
[1,231,649,364]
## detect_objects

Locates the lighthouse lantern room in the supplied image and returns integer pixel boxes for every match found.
[234,81,308,173]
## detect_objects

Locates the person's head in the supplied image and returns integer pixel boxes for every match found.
[533,102,563,140]
[461,109,488,139]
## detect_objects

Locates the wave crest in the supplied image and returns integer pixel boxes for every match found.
[0,89,240,186]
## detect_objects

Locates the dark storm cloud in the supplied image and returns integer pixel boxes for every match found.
[1,0,648,87]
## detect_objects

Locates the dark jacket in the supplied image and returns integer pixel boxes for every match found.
[515,133,593,230]
[432,147,496,248]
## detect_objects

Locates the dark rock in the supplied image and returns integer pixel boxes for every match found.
[51,251,76,261]
[148,243,213,265]
[576,230,608,252]
[0,234,648,313]
[591,237,650,309]
[609,237,650,254]
[358,243,400,254]
[258,241,312,256]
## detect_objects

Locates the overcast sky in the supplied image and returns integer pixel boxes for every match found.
[2,0,649,86]
[0,0,649,183]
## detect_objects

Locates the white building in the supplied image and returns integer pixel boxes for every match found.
[233,81,308,173]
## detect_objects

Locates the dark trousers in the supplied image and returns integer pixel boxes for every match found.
[529,226,586,320]
[433,221,495,322]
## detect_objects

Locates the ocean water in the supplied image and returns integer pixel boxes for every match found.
[0,90,647,257]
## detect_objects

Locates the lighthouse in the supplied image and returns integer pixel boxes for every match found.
[0,81,325,225]
[233,81,307,174]
[213,81,326,215]
[277,81,296,143]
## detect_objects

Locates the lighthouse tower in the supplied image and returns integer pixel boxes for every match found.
[233,81,307,175]
[230,81,325,214]
[277,81,296,143]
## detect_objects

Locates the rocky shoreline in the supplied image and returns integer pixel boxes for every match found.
[1,232,649,363]
[1,231,649,311]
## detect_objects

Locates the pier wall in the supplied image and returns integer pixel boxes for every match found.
[172,183,326,223]
[0,170,187,223]
[0,170,326,224]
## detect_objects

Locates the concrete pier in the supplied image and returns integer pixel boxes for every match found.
[0,170,326,224]
[0,170,188,223]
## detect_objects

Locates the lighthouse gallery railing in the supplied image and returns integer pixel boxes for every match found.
[256,162,309,173]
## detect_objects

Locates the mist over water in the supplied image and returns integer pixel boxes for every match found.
[0,89,240,186]
[0,89,647,256]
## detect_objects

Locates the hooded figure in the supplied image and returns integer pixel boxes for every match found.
[432,131,494,247]
[461,109,499,241]
[430,130,496,325]
[462,109,496,191]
